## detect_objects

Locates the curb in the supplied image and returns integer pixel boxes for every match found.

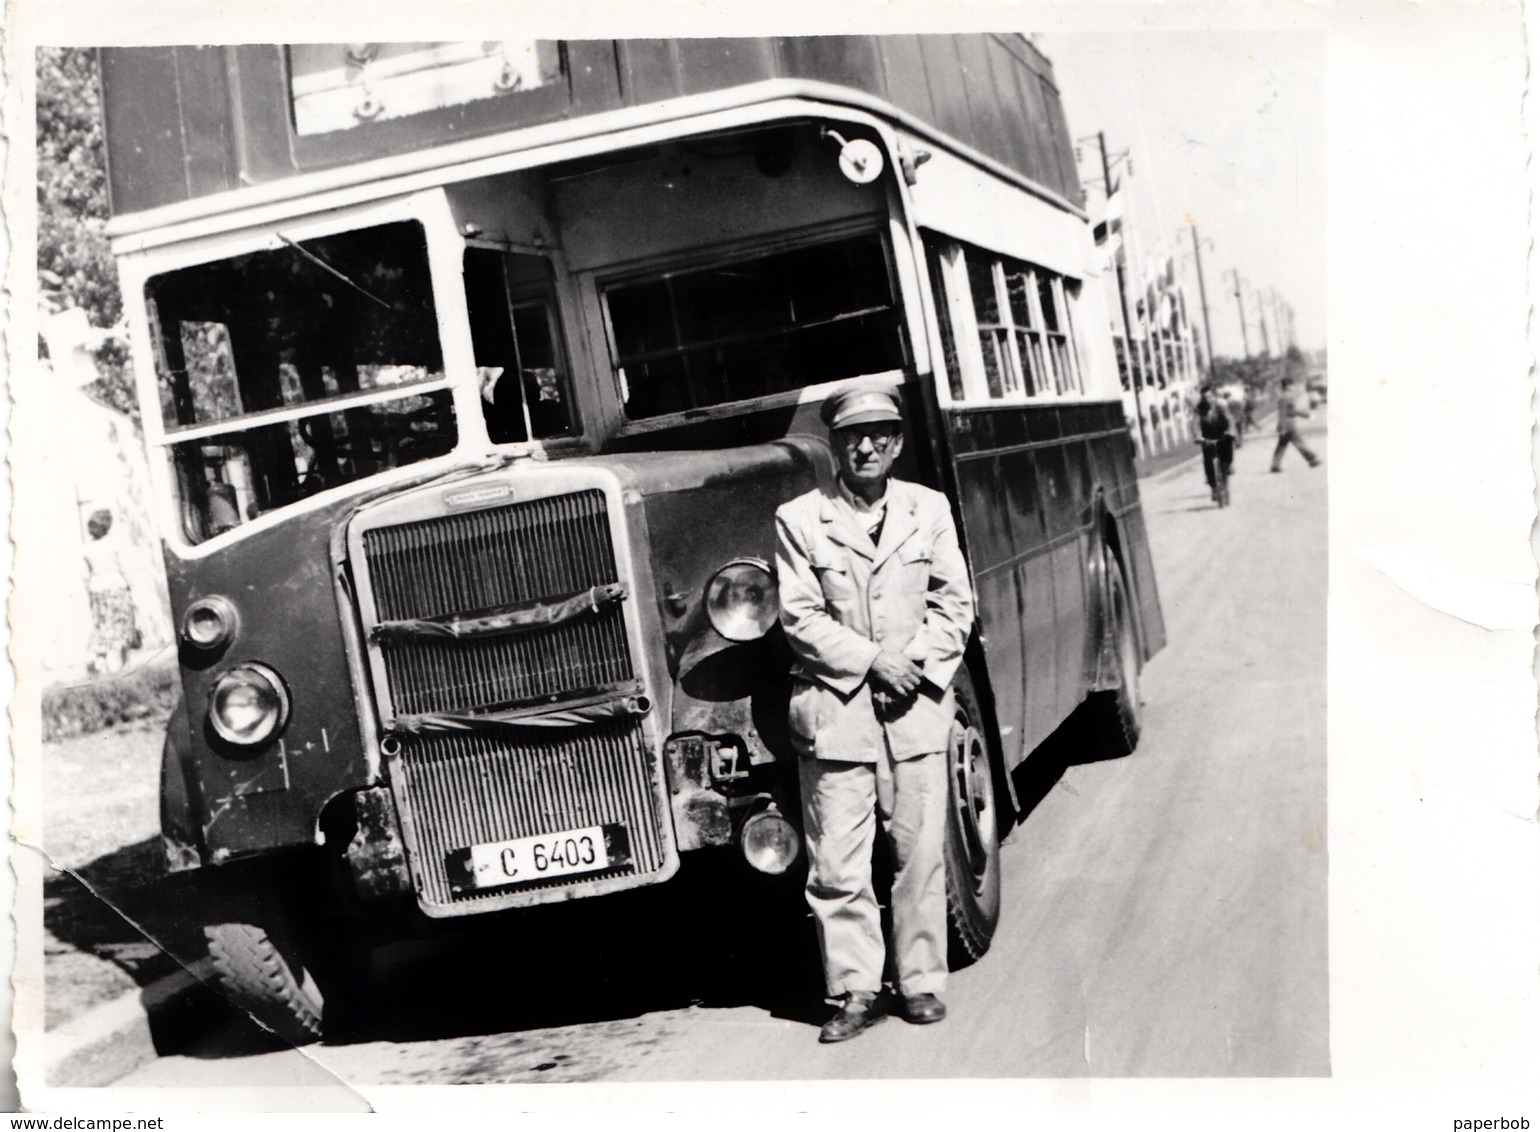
[45,957,224,1087]
[1146,451,1202,484]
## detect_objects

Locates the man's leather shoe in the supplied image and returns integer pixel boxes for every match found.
[901,992,947,1024]
[818,992,886,1043]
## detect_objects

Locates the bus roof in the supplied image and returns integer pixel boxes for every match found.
[98,36,1084,221]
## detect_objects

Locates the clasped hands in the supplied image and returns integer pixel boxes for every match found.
[870,648,925,720]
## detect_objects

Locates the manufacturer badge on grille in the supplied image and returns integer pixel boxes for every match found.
[443,483,514,510]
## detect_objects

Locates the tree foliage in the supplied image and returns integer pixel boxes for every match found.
[37,46,136,418]
[1209,345,1310,396]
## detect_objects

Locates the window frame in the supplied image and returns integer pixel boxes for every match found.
[461,240,583,447]
[921,233,1092,408]
[119,190,487,555]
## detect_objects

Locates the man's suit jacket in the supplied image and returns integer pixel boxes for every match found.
[774,478,975,762]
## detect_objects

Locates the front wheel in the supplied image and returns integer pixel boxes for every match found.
[202,865,366,1045]
[943,665,1002,966]
[205,920,326,1046]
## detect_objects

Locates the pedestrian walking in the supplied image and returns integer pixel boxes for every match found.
[1270,375,1321,472]
[774,384,976,1044]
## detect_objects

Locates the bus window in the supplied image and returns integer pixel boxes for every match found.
[463,248,574,444]
[605,231,905,420]
[965,251,1012,399]
[941,237,1088,404]
[143,220,453,543]
[1004,266,1047,396]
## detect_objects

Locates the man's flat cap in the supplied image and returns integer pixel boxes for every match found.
[822,385,903,430]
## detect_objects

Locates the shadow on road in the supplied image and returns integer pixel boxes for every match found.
[1007,698,1140,827]
[145,848,829,1057]
[351,854,828,1045]
[44,837,243,1049]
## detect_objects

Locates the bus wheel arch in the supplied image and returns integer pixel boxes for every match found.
[1083,541,1144,759]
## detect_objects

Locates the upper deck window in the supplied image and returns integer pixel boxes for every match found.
[144,220,455,544]
[288,42,562,136]
[926,234,1087,404]
[604,232,906,420]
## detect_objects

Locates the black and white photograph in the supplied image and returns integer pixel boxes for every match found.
[6,0,1535,1118]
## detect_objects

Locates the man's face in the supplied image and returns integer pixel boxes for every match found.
[833,423,904,491]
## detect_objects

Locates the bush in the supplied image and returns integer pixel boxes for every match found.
[43,654,178,742]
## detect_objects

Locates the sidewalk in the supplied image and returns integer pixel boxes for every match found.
[40,715,237,1087]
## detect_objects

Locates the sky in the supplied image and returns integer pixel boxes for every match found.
[1048,31,1326,359]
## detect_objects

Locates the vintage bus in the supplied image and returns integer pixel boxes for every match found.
[96,36,1165,1042]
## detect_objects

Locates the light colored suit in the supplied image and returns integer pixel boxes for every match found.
[774,478,975,997]
[775,479,974,761]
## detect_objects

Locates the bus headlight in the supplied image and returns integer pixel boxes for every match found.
[182,595,238,651]
[704,559,778,642]
[208,663,290,747]
[741,806,802,875]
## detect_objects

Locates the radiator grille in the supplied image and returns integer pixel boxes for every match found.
[361,490,633,716]
[394,720,666,910]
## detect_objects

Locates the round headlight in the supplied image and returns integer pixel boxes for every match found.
[208,663,290,747]
[705,559,779,642]
[183,596,237,651]
[741,807,802,875]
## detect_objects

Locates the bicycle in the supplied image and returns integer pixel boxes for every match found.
[1197,435,1234,508]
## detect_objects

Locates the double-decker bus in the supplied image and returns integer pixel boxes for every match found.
[97,36,1165,1043]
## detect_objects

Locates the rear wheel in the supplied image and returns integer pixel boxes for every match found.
[1083,550,1143,758]
[943,665,1001,966]
[1216,472,1230,508]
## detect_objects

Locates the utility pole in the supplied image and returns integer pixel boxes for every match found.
[1189,223,1215,382]
[1095,130,1146,452]
[1256,287,1272,357]
[1230,269,1250,357]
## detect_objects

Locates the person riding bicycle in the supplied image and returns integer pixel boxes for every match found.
[1196,387,1236,504]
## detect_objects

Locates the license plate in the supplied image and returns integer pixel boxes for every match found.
[445,824,630,894]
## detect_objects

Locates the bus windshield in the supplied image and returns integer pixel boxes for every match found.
[143,220,456,543]
[605,231,905,420]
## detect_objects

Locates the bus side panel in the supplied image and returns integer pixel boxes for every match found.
[1033,440,1089,724]
[1088,403,1168,662]
[943,407,1061,767]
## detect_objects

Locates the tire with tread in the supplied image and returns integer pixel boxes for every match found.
[205,920,325,1046]
[943,665,1002,966]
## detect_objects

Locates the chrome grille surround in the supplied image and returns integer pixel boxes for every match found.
[345,470,676,916]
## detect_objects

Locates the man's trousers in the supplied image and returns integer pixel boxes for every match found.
[798,748,949,998]
[1271,426,1319,470]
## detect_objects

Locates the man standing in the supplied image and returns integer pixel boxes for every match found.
[1270,375,1322,472]
[774,385,975,1044]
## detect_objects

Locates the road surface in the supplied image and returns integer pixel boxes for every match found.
[115,422,1328,1094]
